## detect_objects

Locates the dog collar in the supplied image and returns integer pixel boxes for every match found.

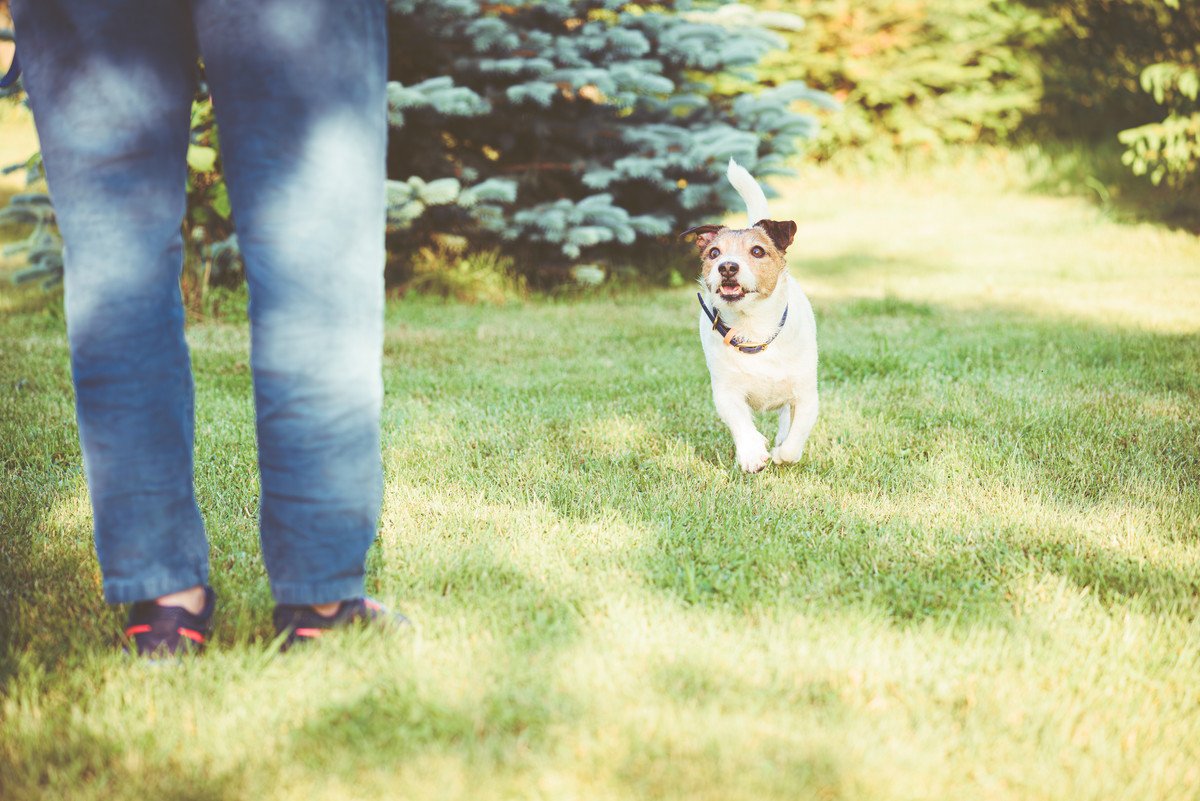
[697,292,788,354]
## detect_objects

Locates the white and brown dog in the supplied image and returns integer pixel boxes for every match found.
[681,159,818,473]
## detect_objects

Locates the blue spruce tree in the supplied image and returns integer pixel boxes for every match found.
[384,0,832,284]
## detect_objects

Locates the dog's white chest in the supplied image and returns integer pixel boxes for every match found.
[700,334,802,410]
[697,279,819,412]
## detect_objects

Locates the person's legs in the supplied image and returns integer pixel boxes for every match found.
[192,0,388,606]
[12,0,209,604]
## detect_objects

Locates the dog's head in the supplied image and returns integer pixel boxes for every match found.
[679,219,798,308]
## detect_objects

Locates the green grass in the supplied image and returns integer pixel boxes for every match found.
[2,154,1200,800]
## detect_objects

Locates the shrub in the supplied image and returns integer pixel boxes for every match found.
[1118,52,1200,187]
[401,242,527,304]
[1011,0,1200,192]
[0,88,238,302]
[750,0,1045,162]
[1017,0,1200,141]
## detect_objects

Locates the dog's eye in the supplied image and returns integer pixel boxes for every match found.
[751,246,766,258]
[708,247,721,260]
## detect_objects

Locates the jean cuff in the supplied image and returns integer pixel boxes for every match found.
[102,565,210,605]
[270,575,366,606]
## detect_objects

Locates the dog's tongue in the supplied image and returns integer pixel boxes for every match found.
[719,284,742,296]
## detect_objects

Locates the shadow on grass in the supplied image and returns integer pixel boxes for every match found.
[643,523,1016,625]
[0,311,119,684]
[415,550,582,653]
[615,732,848,801]
[286,546,585,773]
[1020,138,1200,235]
[637,504,1200,624]
[287,657,577,771]
[1025,538,1200,615]
[0,720,248,801]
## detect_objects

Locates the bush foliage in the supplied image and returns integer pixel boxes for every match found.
[754,0,1200,188]
[1118,61,1200,187]
[752,0,1046,161]
[1018,0,1199,186]
[1018,0,1194,133]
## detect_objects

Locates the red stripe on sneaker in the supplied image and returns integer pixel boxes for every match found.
[364,599,382,612]
[294,628,324,638]
[125,625,152,636]
[177,628,205,643]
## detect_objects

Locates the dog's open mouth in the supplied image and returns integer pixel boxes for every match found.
[718,281,747,301]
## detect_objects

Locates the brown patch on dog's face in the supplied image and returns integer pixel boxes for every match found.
[690,220,796,306]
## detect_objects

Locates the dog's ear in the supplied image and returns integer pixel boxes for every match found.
[754,219,798,253]
[678,224,724,252]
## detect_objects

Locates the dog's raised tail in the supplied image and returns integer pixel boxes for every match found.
[727,157,769,225]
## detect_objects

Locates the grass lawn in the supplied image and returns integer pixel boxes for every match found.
[2,128,1199,798]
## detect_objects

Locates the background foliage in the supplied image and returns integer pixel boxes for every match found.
[381,0,831,287]
[752,0,1199,193]
[1020,0,1196,135]
[754,0,1046,162]
[1021,0,1200,187]
[1,0,831,294]
[3,0,1200,301]
[1118,60,1200,187]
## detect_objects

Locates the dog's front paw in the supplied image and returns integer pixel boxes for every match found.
[737,444,771,473]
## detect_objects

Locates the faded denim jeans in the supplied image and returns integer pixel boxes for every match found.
[12,0,388,605]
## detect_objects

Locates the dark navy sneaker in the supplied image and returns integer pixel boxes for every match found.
[273,598,407,652]
[124,586,216,658]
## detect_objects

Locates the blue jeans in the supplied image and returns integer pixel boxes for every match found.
[12,0,388,605]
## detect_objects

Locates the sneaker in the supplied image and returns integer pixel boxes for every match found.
[272,598,407,652]
[124,586,216,658]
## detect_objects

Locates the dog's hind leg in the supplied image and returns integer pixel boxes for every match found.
[775,404,792,448]
[772,393,818,465]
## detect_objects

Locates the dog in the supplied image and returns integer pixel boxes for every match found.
[680,159,818,473]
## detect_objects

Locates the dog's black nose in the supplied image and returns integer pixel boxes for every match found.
[718,261,739,278]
